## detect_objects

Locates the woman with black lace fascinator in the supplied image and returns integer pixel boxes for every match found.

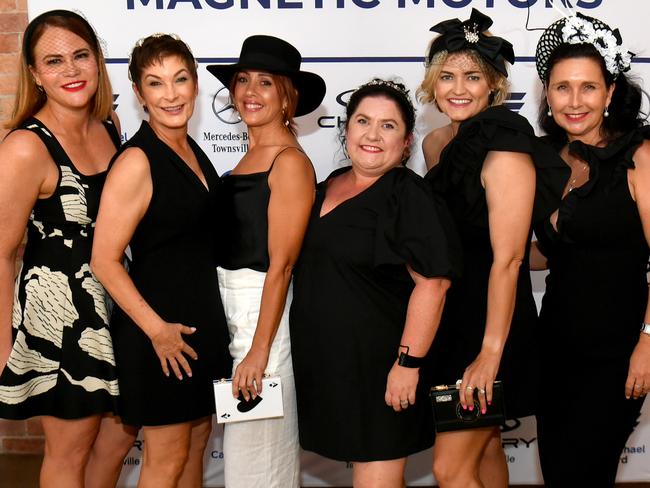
[532,11,650,486]
[419,8,563,487]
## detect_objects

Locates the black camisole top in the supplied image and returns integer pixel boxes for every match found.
[219,147,301,272]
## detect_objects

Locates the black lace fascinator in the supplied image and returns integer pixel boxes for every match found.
[535,12,633,81]
[425,8,515,77]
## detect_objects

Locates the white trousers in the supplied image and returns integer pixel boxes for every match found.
[217,267,300,488]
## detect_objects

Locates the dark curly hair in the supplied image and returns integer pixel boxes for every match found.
[340,78,416,165]
[539,43,644,145]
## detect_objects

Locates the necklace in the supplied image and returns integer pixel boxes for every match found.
[567,162,589,193]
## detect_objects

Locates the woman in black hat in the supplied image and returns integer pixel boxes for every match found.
[207,35,325,488]
[419,9,563,487]
[532,12,650,486]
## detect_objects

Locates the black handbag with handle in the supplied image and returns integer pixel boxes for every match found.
[430,380,506,432]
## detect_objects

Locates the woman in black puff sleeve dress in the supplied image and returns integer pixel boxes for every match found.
[532,14,650,486]
[290,79,458,487]
[418,9,564,487]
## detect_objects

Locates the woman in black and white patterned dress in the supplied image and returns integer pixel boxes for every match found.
[0,10,135,488]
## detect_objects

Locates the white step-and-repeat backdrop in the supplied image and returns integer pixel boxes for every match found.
[28,0,650,485]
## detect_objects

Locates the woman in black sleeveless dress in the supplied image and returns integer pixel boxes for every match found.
[92,35,231,487]
[533,14,650,486]
[206,35,325,488]
[419,9,563,487]
[0,10,135,488]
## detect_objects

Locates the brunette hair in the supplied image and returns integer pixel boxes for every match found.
[342,78,416,165]
[229,72,299,135]
[7,9,113,129]
[538,43,644,145]
[128,34,198,91]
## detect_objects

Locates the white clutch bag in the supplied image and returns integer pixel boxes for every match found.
[213,376,284,424]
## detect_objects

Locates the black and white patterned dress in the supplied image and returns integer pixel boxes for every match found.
[0,117,120,420]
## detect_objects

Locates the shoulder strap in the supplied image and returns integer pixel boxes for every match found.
[14,117,68,165]
[102,118,122,149]
[267,146,306,172]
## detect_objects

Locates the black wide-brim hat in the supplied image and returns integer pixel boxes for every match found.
[207,35,326,117]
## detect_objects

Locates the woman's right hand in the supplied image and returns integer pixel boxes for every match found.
[149,323,197,380]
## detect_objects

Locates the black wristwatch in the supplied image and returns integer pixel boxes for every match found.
[397,351,424,368]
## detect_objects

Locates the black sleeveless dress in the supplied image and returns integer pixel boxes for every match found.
[290,166,459,461]
[110,121,232,426]
[425,105,565,419]
[535,128,649,486]
[0,117,121,419]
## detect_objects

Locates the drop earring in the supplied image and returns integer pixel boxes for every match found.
[604,106,609,117]
[547,106,552,116]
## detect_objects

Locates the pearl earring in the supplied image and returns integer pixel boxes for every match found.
[547,106,552,116]
[604,106,609,117]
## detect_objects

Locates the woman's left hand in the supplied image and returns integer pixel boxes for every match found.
[625,334,650,399]
[385,361,419,412]
[459,350,501,414]
[232,347,269,400]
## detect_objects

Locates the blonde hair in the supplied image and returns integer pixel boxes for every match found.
[417,48,509,108]
[6,12,113,129]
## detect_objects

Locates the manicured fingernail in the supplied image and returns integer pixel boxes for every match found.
[481,408,487,414]
[462,404,467,410]
[191,327,196,331]
[469,405,474,411]
[188,373,192,377]
[488,401,492,406]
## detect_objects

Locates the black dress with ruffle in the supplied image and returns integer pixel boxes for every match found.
[535,127,649,486]
[426,105,566,419]
[290,166,459,462]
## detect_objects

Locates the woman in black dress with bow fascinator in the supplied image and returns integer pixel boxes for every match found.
[419,9,564,487]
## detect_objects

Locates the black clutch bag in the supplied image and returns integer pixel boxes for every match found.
[430,380,506,433]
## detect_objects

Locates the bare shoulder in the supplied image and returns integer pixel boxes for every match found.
[422,125,453,169]
[632,139,650,169]
[0,129,52,171]
[272,146,314,178]
[108,146,151,180]
[483,150,534,177]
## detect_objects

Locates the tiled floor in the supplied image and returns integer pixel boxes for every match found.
[0,455,647,488]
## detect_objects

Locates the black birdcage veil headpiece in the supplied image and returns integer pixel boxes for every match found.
[535,12,633,81]
[425,8,515,77]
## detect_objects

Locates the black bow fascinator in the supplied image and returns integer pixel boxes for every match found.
[425,8,515,77]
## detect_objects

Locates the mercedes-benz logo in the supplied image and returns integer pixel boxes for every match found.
[212,86,242,125]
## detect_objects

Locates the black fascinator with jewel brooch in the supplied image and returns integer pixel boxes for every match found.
[425,8,515,77]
